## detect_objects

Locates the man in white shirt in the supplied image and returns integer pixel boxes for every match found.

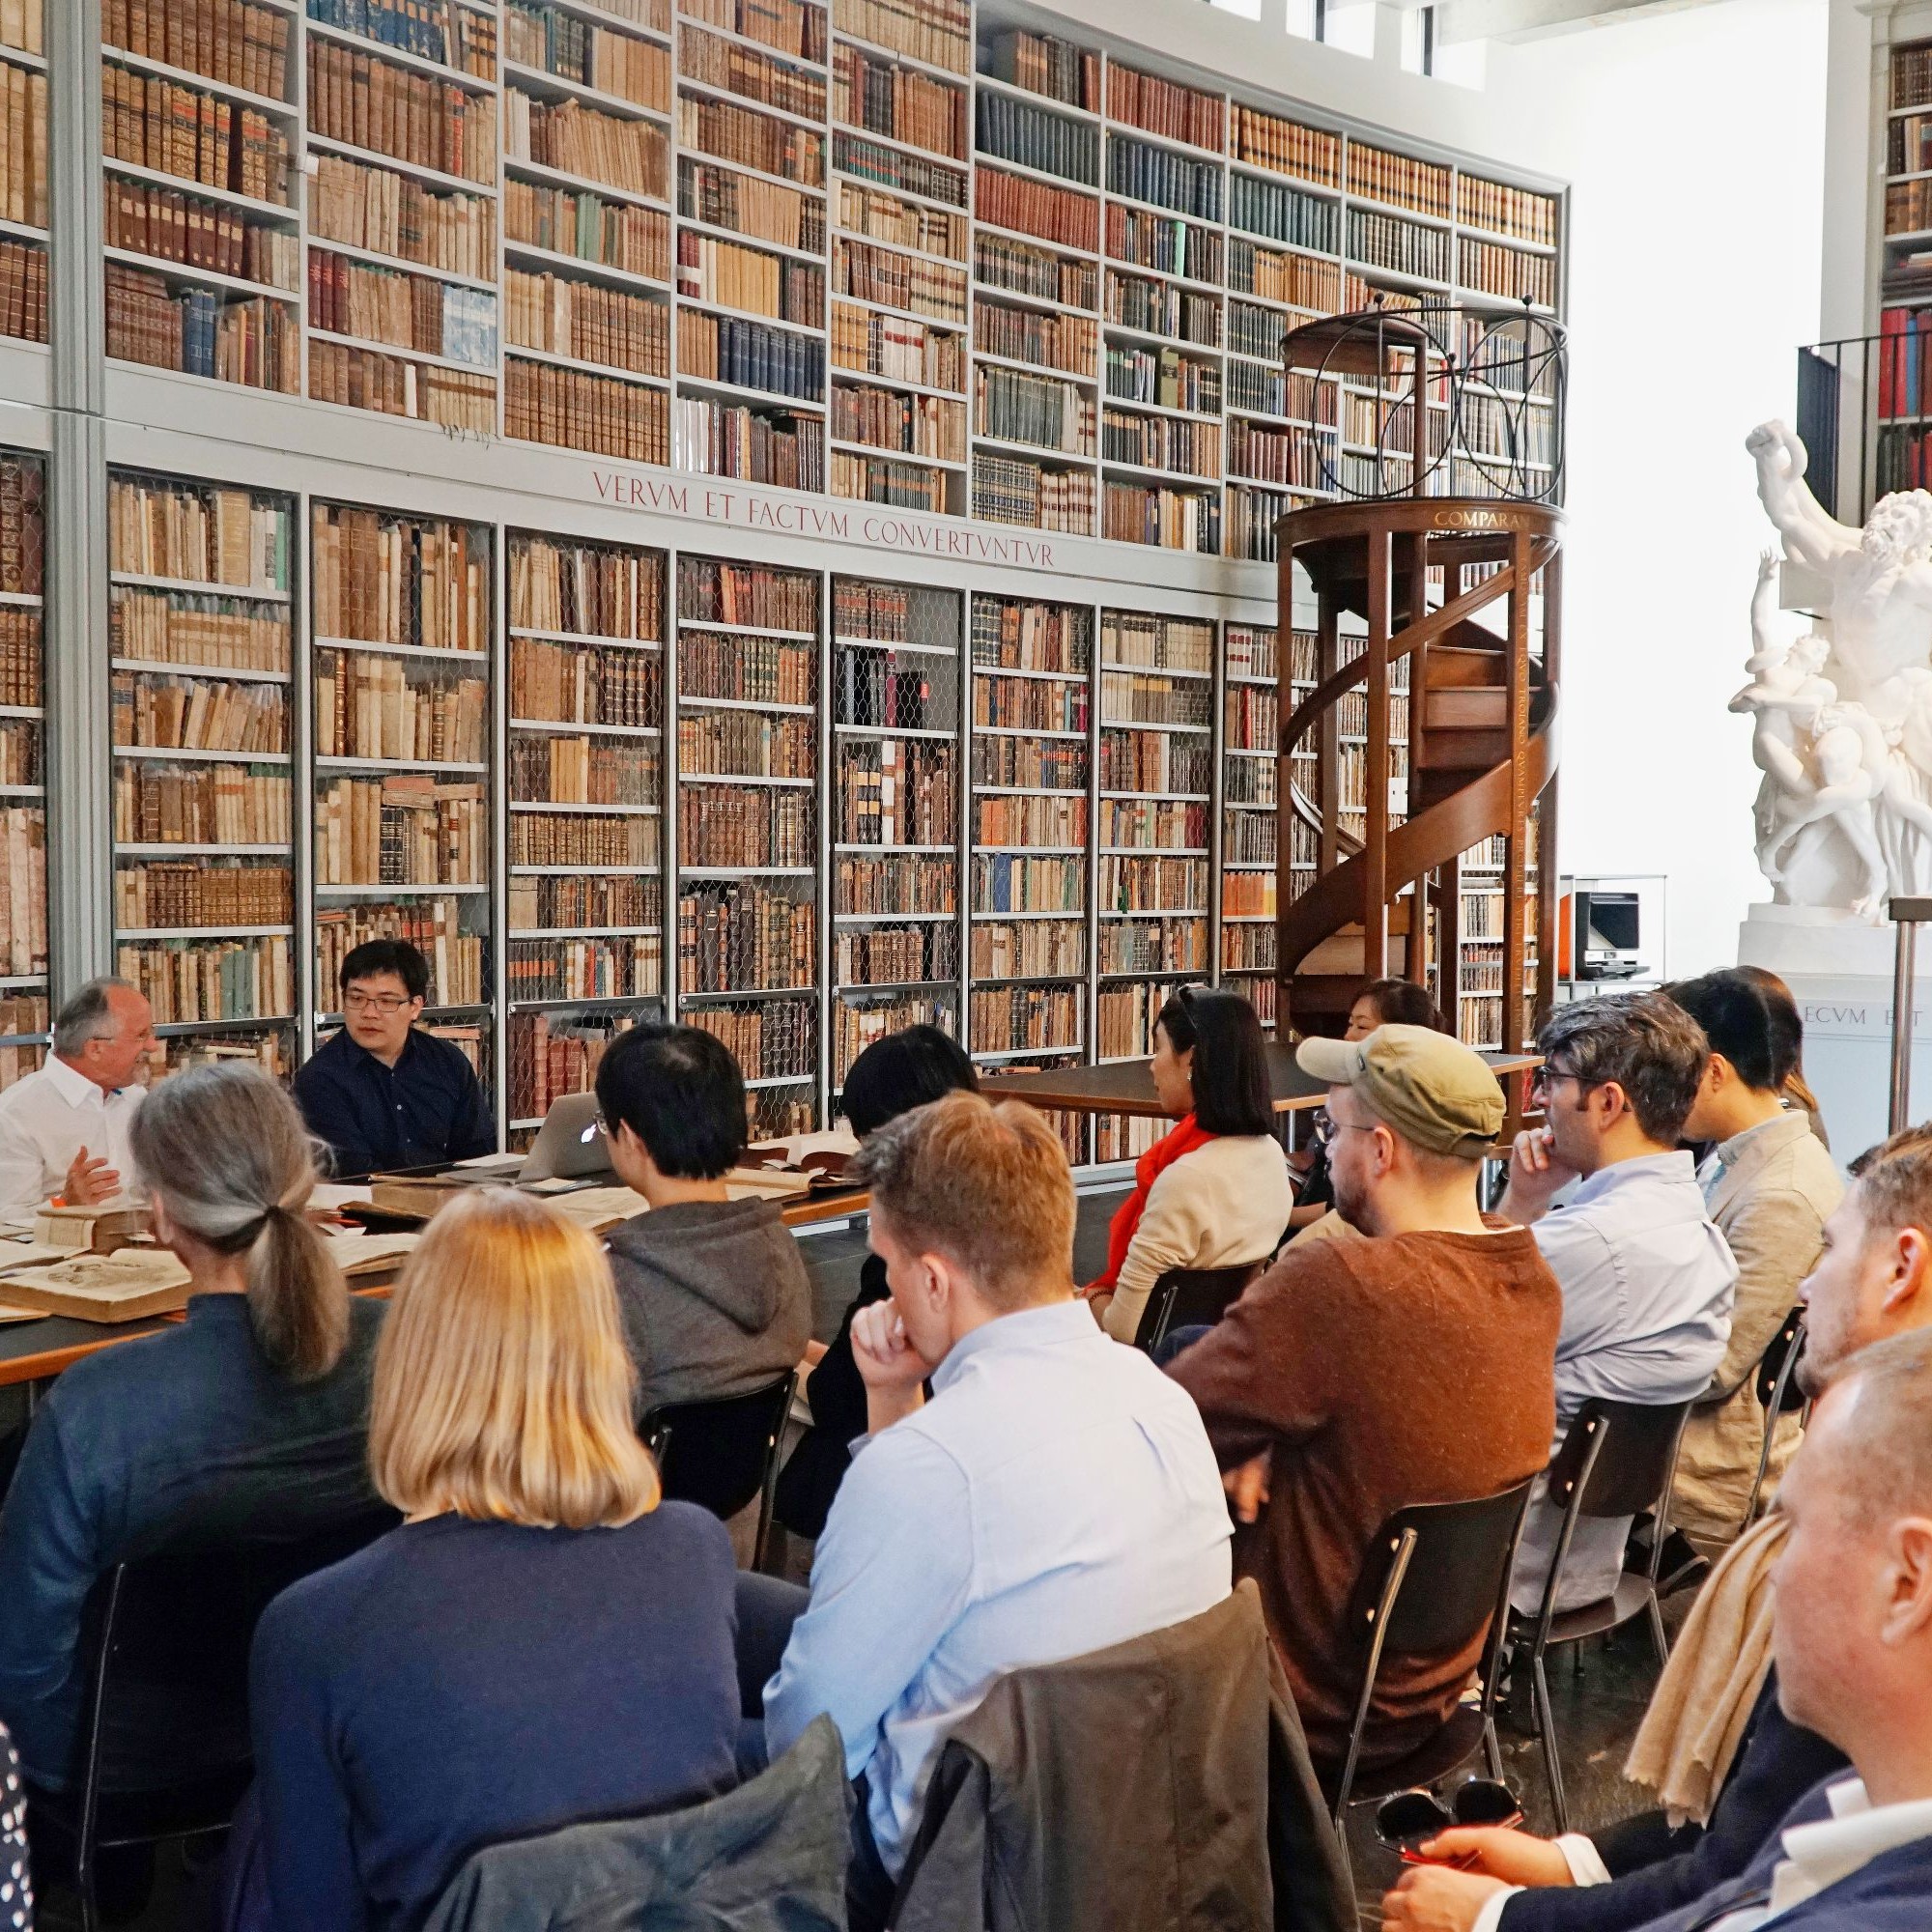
[0,979,155,1222]
[1382,1325,1932,1932]
[1497,993,1736,1615]
[762,1091,1232,1928]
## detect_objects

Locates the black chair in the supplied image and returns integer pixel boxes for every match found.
[644,1370,797,1570]
[1739,1306,1810,1536]
[1322,1477,1537,1883]
[1507,1397,1696,1833]
[1132,1262,1262,1354]
[27,1508,398,1932]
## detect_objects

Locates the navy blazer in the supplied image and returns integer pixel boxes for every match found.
[1500,1675,1847,1932]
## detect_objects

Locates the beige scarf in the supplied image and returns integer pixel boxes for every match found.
[1623,1513,1788,1828]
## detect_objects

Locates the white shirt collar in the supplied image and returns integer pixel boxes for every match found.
[1765,1777,1932,1918]
[42,1053,112,1109]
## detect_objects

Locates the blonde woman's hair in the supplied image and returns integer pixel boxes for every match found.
[129,1063,348,1381]
[369,1188,660,1528]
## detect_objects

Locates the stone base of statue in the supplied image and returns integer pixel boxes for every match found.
[1738,902,1932,1161]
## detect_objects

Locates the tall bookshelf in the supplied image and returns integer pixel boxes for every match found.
[967,590,1089,1159]
[0,452,44,1088]
[0,2,46,346]
[309,501,496,1113]
[1094,607,1210,1159]
[1880,39,1932,489]
[1219,618,1277,1033]
[109,469,297,1082]
[505,529,667,1140]
[830,576,962,1095]
[673,554,822,1136]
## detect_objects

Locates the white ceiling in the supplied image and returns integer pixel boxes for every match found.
[1381,0,1729,44]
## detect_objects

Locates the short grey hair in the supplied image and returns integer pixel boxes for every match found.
[53,978,138,1058]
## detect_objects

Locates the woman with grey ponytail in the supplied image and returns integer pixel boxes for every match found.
[0,1065,386,1793]
[130,1064,348,1379]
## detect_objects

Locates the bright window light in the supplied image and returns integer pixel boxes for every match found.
[1207,0,1264,18]
[1320,0,1378,58]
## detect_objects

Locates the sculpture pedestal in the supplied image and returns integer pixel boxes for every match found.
[1739,903,1931,1163]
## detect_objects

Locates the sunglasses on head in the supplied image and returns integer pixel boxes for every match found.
[1375,1778,1523,1862]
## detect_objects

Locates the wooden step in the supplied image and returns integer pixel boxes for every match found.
[1424,686,1508,730]
[1421,643,1506,689]
[1414,724,1511,771]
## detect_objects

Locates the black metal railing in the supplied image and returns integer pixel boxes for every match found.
[1796,325,1932,528]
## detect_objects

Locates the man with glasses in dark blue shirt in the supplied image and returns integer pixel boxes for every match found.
[293,940,495,1180]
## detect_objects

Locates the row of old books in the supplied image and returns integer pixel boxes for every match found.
[678,555,815,629]
[1221,921,1272,970]
[315,774,487,884]
[835,917,954,983]
[835,650,951,732]
[678,94,823,187]
[310,0,497,80]
[1107,135,1221,224]
[507,180,669,281]
[1106,270,1219,348]
[973,850,1079,913]
[506,356,668,461]
[683,0,816,61]
[117,934,294,1022]
[113,762,290,844]
[1349,206,1450,280]
[975,789,1080,847]
[1098,725,1208,793]
[102,67,291,207]
[1226,416,1321,488]
[1100,670,1211,728]
[1102,406,1220,478]
[508,1010,634,1122]
[312,505,489,652]
[508,936,659,1001]
[975,166,1094,254]
[0,806,42,974]
[835,43,967,162]
[980,29,1094,112]
[508,810,657,867]
[0,0,39,54]
[830,452,948,512]
[110,592,288,671]
[971,300,1092,377]
[104,0,290,101]
[310,338,497,425]
[110,475,287,591]
[0,991,43,1039]
[972,671,1086,734]
[1220,869,1274,918]
[1107,206,1222,287]
[974,365,1093,453]
[315,653,488,762]
[1099,797,1208,850]
[1233,105,1338,189]
[839,738,953,844]
[1224,622,1279,684]
[679,307,824,397]
[0,719,32,783]
[1101,611,1212,674]
[509,729,658,805]
[835,849,952,915]
[115,858,291,927]
[314,152,497,282]
[679,22,824,119]
[511,533,663,639]
[972,732,1082,789]
[832,130,965,208]
[510,4,667,110]
[830,384,963,459]
[0,465,39,604]
[833,578,953,646]
[1228,237,1341,313]
[309,248,499,365]
[834,236,965,324]
[0,242,43,344]
[0,64,42,230]
[1229,175,1335,255]
[1459,173,1558,247]
[831,300,961,388]
[107,179,300,292]
[969,982,1077,1052]
[834,0,968,73]
[1097,916,1204,973]
[677,626,813,710]
[839,180,959,258]
[971,595,1085,670]
[678,782,813,866]
[510,638,660,727]
[1108,63,1221,156]
[507,869,656,929]
[1350,139,1451,219]
[113,671,288,754]
[1461,237,1556,308]
[975,232,1095,311]
[308,39,496,185]
[318,897,484,1004]
[676,231,822,324]
[1101,480,1218,554]
[683,995,813,1080]
[506,267,668,373]
[106,266,300,391]
[682,157,823,254]
[1098,852,1208,910]
[678,880,814,990]
[833,991,949,1079]
[676,707,813,777]
[968,916,1076,980]
[1225,486,1291,563]
[1096,981,1179,1060]
[675,397,824,489]
[509,89,668,199]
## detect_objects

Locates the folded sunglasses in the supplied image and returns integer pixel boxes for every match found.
[1375,1778,1524,1862]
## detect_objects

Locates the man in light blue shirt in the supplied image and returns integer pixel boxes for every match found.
[1498,993,1736,1614]
[763,1092,1233,1920]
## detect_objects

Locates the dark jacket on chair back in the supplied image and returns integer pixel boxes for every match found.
[418,1715,852,1932]
[888,1579,1351,1932]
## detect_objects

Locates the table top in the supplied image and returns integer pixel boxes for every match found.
[981,1046,1540,1119]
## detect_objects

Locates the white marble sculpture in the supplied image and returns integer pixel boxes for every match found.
[1744,419,1932,919]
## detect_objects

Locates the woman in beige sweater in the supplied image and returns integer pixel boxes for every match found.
[1085,988,1295,1344]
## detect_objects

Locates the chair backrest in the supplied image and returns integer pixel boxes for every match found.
[81,1506,399,1798]
[644,1371,797,1522]
[1133,1262,1261,1352]
[1546,1397,1696,1523]
[1756,1306,1809,1414]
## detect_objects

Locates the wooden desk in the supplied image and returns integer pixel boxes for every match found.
[981,1046,1541,1121]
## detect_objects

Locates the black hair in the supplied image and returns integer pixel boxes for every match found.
[1732,964,1804,1090]
[1666,970,1782,1093]
[1155,988,1272,1137]
[594,1022,747,1179]
[1354,977,1452,1034]
[340,939,429,1002]
[840,1024,978,1139]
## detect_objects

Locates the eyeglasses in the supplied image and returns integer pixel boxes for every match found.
[1527,1062,1583,1099]
[1376,1778,1523,1861]
[342,991,416,1014]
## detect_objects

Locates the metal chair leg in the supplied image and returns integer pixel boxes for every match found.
[1647,1590,1670,1667]
[1482,1713,1503,1781]
[1532,1650,1569,1835]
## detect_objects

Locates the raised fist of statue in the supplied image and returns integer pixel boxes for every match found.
[1747,420,1807,482]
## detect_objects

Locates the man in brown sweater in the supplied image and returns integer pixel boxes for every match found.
[1168,1024,1561,1777]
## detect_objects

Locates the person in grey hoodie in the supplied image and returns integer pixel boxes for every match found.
[595,1023,812,1422]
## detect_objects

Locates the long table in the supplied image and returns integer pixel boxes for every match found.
[980,1046,1541,1120]
[0,1182,873,1393]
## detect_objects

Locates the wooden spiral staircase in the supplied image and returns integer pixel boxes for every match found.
[1271,313,1564,1050]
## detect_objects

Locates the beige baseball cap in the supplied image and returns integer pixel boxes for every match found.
[1295,1023,1504,1158]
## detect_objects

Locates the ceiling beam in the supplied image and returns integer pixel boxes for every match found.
[1391,0,1723,44]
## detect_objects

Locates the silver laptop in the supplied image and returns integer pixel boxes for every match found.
[518,1092,617,1183]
